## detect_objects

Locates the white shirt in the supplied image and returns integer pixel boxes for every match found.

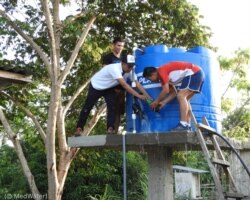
[90,63,137,90]
[169,69,194,85]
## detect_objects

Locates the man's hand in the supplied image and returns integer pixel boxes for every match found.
[149,100,161,112]
[138,94,148,101]
[150,100,159,109]
[158,101,166,110]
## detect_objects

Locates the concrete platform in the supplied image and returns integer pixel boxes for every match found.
[67,132,246,200]
[68,131,241,151]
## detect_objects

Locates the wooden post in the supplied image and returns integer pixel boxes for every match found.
[147,147,173,200]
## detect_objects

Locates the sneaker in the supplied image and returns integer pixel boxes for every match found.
[171,123,189,132]
[75,128,83,137]
[107,127,115,135]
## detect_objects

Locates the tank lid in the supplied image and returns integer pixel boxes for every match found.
[144,44,168,54]
[187,46,214,56]
[168,47,186,53]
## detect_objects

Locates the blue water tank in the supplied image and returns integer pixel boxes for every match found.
[126,45,222,133]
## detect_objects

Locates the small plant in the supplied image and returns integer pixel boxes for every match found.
[174,189,192,200]
[86,184,121,200]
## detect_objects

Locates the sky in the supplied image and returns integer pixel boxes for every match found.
[188,0,250,56]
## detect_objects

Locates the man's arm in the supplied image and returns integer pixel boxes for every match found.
[158,85,177,109]
[150,83,170,109]
[135,80,151,99]
[117,78,147,100]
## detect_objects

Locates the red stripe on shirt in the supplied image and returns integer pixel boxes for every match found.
[158,61,201,85]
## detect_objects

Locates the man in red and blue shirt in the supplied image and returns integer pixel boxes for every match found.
[143,61,204,131]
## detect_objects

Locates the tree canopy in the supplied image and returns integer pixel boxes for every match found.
[219,48,250,140]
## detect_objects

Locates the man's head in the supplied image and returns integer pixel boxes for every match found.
[121,54,135,72]
[112,37,125,55]
[143,67,158,82]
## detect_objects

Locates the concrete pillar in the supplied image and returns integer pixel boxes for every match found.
[230,149,250,196]
[147,147,173,200]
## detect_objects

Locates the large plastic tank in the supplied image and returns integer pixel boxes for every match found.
[126,45,221,133]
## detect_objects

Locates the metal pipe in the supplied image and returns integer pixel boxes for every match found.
[122,132,127,200]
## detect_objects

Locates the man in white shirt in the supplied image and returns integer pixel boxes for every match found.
[75,55,150,136]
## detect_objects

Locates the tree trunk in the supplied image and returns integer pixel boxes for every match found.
[1,1,97,199]
[0,109,42,200]
[46,84,60,200]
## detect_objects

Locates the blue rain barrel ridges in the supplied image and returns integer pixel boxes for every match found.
[126,45,222,134]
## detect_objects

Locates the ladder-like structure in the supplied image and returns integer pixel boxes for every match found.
[190,111,245,200]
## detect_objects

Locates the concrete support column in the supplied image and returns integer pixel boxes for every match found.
[230,149,250,197]
[147,147,173,200]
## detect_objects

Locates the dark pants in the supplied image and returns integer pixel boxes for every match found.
[114,89,125,133]
[76,83,116,130]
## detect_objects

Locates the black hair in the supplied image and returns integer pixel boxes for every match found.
[143,67,157,78]
[113,37,125,44]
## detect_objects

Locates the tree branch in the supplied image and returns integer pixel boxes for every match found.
[64,12,85,24]
[41,0,58,81]
[0,108,42,200]
[0,91,46,144]
[0,9,52,78]
[83,103,107,136]
[52,0,62,80]
[222,61,241,98]
[58,16,96,85]
[63,79,90,117]
[230,97,250,128]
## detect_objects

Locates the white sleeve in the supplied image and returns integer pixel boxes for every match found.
[126,70,137,81]
[109,65,123,79]
[133,72,137,80]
